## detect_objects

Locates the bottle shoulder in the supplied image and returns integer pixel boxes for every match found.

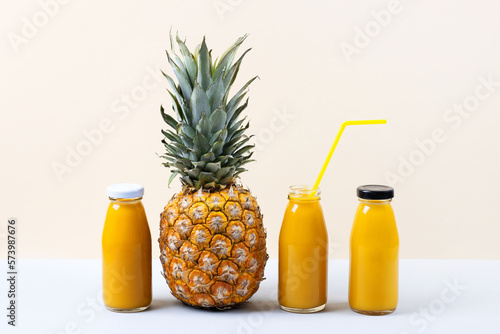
[351,203,397,232]
[280,201,327,236]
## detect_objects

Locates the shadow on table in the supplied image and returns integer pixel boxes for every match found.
[150,298,354,315]
[324,302,350,313]
[235,300,351,314]
[149,298,178,310]
[231,299,281,314]
[149,297,281,313]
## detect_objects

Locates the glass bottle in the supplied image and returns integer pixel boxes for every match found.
[349,185,399,315]
[279,185,328,313]
[102,183,152,312]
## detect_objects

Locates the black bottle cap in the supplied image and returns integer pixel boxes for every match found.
[357,185,394,200]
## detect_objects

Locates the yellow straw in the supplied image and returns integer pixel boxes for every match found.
[311,119,387,195]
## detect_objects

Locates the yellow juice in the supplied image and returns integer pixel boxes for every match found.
[102,196,152,311]
[349,189,399,315]
[279,186,328,313]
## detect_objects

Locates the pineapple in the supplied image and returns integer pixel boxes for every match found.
[158,32,268,309]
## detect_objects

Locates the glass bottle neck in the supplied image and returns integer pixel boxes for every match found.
[288,196,321,202]
[109,197,143,204]
[358,198,392,205]
[288,185,321,202]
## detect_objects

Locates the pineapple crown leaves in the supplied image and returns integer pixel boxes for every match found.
[160,32,257,190]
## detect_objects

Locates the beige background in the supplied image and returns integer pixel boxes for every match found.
[1,0,499,259]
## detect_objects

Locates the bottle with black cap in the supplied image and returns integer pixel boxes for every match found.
[349,185,399,315]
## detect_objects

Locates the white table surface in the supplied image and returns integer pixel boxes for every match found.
[3,259,500,334]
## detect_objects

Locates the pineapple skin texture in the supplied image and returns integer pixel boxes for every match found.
[159,186,268,309]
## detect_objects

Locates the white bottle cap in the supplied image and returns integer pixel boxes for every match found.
[107,183,144,199]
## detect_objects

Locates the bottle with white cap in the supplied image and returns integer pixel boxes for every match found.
[102,183,152,312]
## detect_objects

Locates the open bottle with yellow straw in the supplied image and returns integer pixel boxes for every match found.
[278,120,386,313]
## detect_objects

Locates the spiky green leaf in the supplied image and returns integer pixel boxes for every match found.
[168,171,179,187]
[162,130,181,144]
[196,113,211,139]
[227,119,247,141]
[231,135,252,153]
[196,38,212,90]
[233,145,254,158]
[227,98,248,127]
[213,34,248,80]
[216,155,231,165]
[166,50,192,101]
[220,176,236,184]
[161,105,178,129]
[176,34,197,84]
[199,172,216,185]
[205,161,221,173]
[192,161,207,169]
[200,152,215,162]
[223,48,251,92]
[193,131,210,155]
[238,159,255,167]
[186,168,201,179]
[190,83,211,125]
[216,166,235,180]
[181,175,194,187]
[209,108,227,134]
[206,71,226,112]
[181,124,196,139]
[226,76,257,116]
